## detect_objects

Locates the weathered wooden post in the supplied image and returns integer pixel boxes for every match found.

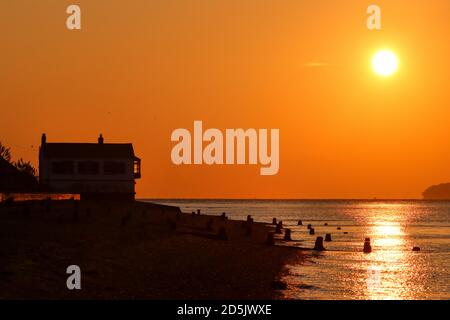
[314,236,325,251]
[284,228,292,241]
[363,237,372,253]
[325,234,332,242]
[275,223,282,234]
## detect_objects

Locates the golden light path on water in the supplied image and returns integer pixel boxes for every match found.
[365,223,407,299]
[278,201,433,300]
[361,203,426,300]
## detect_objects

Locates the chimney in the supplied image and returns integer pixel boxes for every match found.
[41,133,47,145]
[98,134,104,144]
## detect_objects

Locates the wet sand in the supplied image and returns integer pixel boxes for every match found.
[0,200,304,299]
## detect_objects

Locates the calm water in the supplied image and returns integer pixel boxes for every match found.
[146,199,450,300]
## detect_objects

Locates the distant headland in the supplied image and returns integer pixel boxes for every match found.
[423,183,450,200]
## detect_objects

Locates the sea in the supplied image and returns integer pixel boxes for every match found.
[144,199,450,300]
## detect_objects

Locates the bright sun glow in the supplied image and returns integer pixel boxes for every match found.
[372,50,399,77]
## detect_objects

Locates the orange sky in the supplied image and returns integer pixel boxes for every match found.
[1,0,449,199]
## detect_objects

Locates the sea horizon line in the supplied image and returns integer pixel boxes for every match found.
[139,198,447,201]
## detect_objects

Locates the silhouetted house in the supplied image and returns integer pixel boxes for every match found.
[39,134,141,200]
[0,158,39,193]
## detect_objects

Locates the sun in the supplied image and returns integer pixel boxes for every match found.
[372,50,399,77]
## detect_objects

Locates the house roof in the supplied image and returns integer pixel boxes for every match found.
[40,143,139,160]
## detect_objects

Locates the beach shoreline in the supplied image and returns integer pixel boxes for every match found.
[0,199,304,299]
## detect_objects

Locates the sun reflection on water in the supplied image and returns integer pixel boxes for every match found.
[272,200,444,300]
[363,206,422,300]
[372,224,404,247]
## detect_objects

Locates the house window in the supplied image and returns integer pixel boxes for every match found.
[52,161,75,174]
[134,159,141,179]
[78,161,100,175]
[104,161,126,174]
